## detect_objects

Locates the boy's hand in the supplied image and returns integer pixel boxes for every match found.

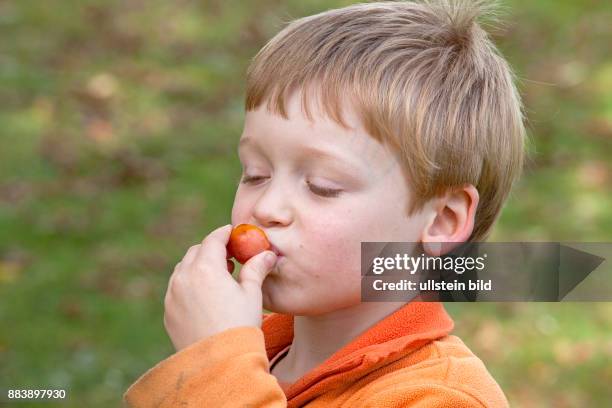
[163,224,277,351]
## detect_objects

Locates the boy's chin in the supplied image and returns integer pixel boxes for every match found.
[261,272,363,315]
[262,294,324,316]
[262,289,361,316]
[262,292,303,315]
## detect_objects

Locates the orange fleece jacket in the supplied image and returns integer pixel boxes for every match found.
[124,302,508,407]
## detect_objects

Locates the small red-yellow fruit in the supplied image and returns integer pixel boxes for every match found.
[226,224,271,265]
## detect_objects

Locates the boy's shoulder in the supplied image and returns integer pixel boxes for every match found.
[430,335,503,394]
[349,334,508,407]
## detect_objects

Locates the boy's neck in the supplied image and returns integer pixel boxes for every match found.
[274,301,407,381]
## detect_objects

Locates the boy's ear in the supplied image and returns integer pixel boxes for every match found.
[421,184,479,256]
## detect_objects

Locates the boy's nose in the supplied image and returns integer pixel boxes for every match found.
[251,180,293,227]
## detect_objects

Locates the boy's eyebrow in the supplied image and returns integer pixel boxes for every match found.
[239,136,364,176]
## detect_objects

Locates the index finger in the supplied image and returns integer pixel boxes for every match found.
[193,224,233,272]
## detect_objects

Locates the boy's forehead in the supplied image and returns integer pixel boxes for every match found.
[241,98,399,181]
[240,115,362,163]
[243,91,372,146]
[242,104,375,159]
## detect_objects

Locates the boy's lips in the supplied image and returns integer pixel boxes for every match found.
[269,242,283,257]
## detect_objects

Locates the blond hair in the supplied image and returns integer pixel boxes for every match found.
[245,0,526,241]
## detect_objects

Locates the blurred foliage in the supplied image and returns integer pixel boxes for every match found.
[0,0,610,406]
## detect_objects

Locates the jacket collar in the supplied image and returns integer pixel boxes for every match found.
[262,301,454,403]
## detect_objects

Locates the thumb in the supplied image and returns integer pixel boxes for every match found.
[238,250,277,295]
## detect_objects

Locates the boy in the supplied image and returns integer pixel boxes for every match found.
[124,1,524,406]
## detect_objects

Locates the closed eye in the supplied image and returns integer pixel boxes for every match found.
[240,175,342,197]
[240,175,268,184]
[307,182,342,198]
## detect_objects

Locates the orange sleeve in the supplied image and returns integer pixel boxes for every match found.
[123,326,286,407]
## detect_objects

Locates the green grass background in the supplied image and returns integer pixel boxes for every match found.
[0,0,611,406]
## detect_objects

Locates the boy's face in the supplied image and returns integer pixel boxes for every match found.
[232,92,429,316]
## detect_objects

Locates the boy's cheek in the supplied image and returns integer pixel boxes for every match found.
[230,198,250,226]
[303,220,363,270]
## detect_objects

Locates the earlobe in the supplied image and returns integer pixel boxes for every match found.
[420,200,451,256]
[422,241,444,257]
[421,184,479,256]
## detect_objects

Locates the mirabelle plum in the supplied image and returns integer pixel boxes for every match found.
[226,224,271,265]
